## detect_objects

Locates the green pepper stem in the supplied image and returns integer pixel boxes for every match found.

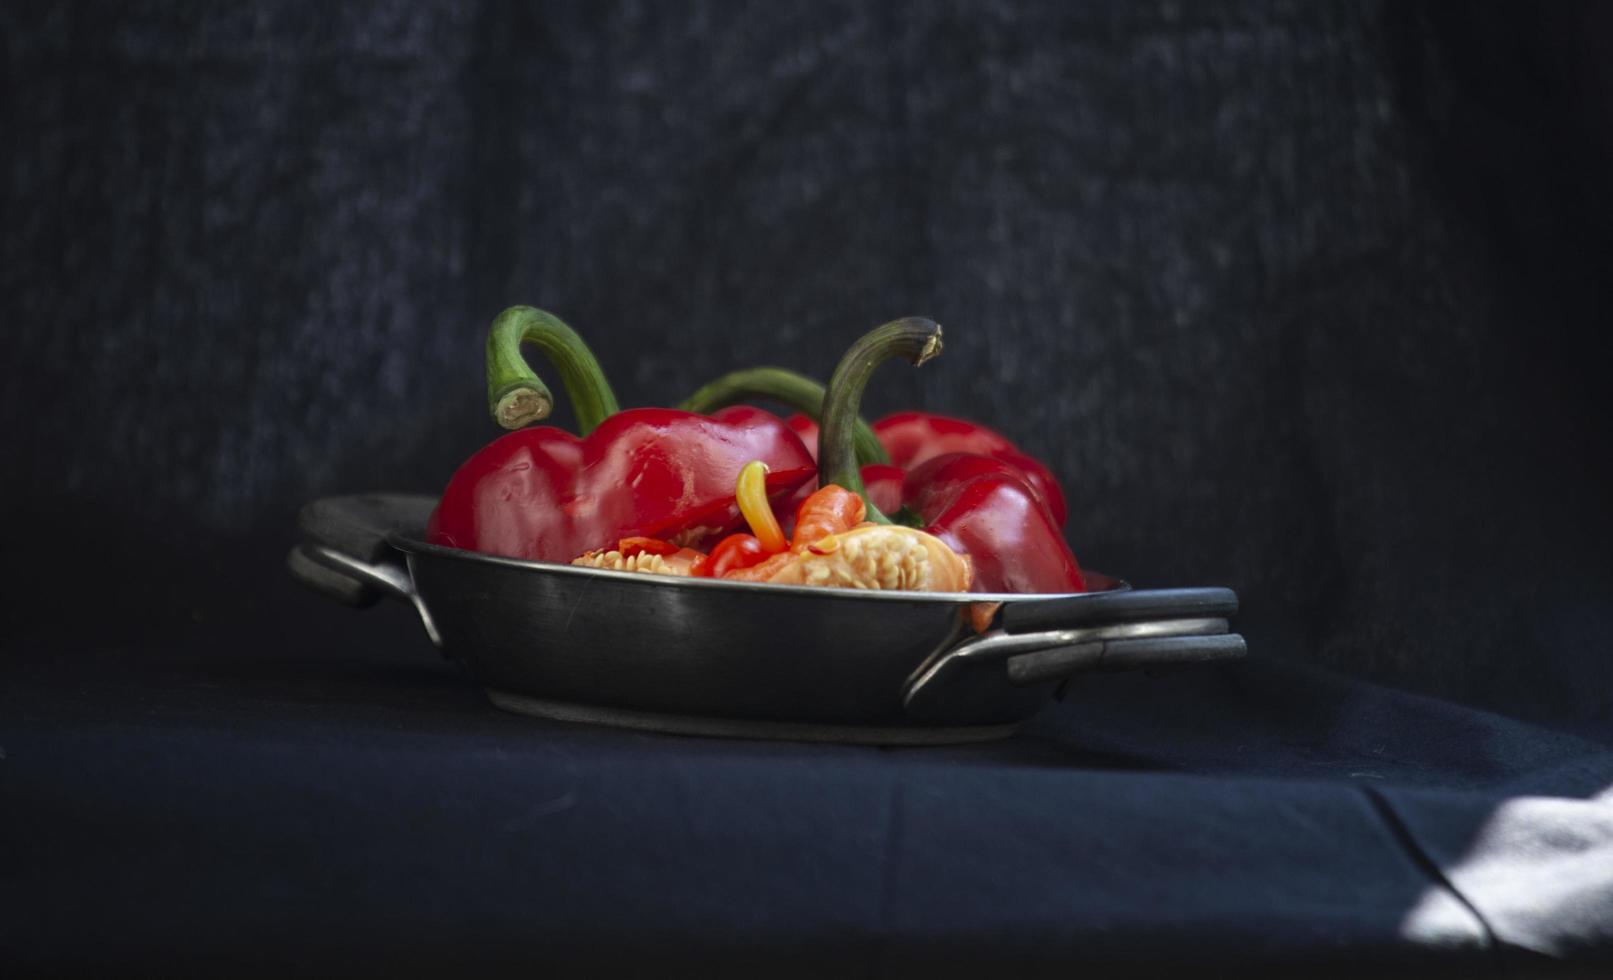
[677,367,889,466]
[485,306,620,435]
[819,318,943,524]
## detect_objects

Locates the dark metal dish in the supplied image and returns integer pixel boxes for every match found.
[290,494,1245,744]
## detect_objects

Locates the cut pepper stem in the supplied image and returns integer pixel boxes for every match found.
[735,460,788,553]
[485,306,621,435]
[819,318,943,525]
[677,368,889,466]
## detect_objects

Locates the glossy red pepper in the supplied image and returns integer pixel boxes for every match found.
[899,453,1083,593]
[683,370,1067,527]
[783,412,1066,527]
[813,319,1086,594]
[426,307,815,562]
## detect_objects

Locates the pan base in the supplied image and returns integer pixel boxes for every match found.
[485,689,1020,746]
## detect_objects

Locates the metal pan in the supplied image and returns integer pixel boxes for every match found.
[290,494,1246,744]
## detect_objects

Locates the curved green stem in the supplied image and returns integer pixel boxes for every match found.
[485,306,620,435]
[678,367,889,466]
[820,318,943,524]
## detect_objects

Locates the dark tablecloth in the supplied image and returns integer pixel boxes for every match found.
[6,3,1613,974]
[4,609,1610,978]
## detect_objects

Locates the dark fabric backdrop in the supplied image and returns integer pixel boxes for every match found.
[2,1,1610,723]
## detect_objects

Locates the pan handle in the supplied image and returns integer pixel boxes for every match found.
[999,587,1238,633]
[900,619,1245,723]
[1003,633,1247,685]
[287,494,443,646]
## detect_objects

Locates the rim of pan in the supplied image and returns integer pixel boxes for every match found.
[391,534,1126,605]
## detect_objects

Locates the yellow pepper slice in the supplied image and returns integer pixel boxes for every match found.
[735,460,788,554]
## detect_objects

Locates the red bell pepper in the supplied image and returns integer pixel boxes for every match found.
[871,412,1066,528]
[896,452,1083,594]
[426,307,816,562]
[813,320,1085,594]
[790,413,1066,527]
[681,371,1067,526]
